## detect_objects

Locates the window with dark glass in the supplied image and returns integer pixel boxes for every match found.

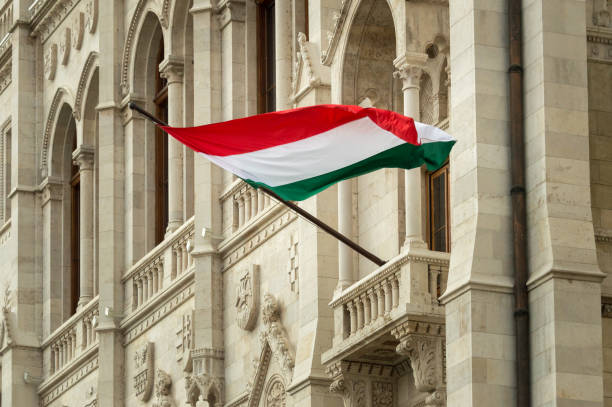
[70,135,80,315]
[257,0,275,113]
[154,37,169,245]
[428,163,450,252]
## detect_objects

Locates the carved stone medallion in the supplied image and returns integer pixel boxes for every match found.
[134,342,154,402]
[235,264,259,331]
[44,44,57,81]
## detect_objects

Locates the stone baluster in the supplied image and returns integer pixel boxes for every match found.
[257,189,265,211]
[356,298,364,330]
[182,242,188,272]
[137,279,143,307]
[361,294,371,326]
[383,282,392,314]
[176,247,183,277]
[368,288,378,320]
[237,195,245,227]
[250,189,258,218]
[392,275,400,308]
[347,302,357,335]
[157,264,164,289]
[152,266,158,293]
[244,189,251,223]
[148,273,154,298]
[376,285,385,319]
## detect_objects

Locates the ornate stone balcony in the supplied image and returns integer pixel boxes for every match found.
[221,179,276,235]
[40,296,99,379]
[322,249,449,406]
[123,217,194,314]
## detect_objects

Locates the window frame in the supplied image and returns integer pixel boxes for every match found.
[427,161,450,253]
[256,0,276,114]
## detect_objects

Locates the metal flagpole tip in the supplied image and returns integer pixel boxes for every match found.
[128,101,136,110]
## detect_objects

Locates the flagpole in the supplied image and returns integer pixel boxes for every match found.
[129,103,387,267]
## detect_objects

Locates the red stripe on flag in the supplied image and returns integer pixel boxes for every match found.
[161,104,419,156]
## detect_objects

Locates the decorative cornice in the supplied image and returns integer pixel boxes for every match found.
[321,0,351,66]
[121,271,195,345]
[596,228,612,243]
[38,350,99,407]
[73,51,98,121]
[587,27,612,63]
[30,0,81,44]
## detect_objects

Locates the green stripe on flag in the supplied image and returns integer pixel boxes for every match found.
[245,140,455,201]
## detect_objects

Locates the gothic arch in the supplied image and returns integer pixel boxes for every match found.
[73,52,99,122]
[121,0,166,95]
[41,87,75,177]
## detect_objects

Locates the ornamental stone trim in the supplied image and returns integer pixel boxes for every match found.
[39,353,99,407]
[73,52,99,121]
[321,0,352,66]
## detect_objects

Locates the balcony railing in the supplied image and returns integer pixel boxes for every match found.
[42,297,99,377]
[221,180,276,235]
[123,217,194,313]
[328,249,449,349]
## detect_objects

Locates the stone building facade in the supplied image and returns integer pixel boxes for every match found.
[0,0,610,406]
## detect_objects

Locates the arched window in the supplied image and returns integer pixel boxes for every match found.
[257,0,275,113]
[428,162,450,252]
[154,37,169,245]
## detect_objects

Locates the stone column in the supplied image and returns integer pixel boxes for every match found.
[394,53,428,250]
[275,0,292,110]
[160,57,185,234]
[336,180,353,294]
[392,321,446,407]
[73,145,95,307]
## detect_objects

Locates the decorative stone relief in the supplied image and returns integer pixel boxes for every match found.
[321,0,352,65]
[153,369,176,407]
[0,284,13,351]
[287,235,299,293]
[392,321,445,407]
[83,386,97,407]
[260,294,294,381]
[72,12,85,50]
[85,0,98,33]
[44,43,58,81]
[176,310,194,363]
[30,0,80,43]
[59,28,71,65]
[265,376,287,407]
[0,61,11,96]
[235,264,259,331]
[184,371,224,407]
[134,342,155,402]
[372,382,393,407]
[160,0,171,29]
[329,377,366,407]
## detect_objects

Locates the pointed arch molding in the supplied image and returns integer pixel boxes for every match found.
[41,87,75,177]
[160,0,171,28]
[120,0,163,96]
[74,52,99,122]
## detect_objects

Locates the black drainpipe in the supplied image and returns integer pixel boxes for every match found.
[508,0,530,406]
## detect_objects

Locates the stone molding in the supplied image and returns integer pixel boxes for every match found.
[72,144,95,170]
[321,0,351,66]
[235,264,259,331]
[291,32,329,104]
[587,27,612,63]
[30,0,80,43]
[73,51,99,121]
[42,86,75,177]
[326,361,395,407]
[392,321,445,407]
[596,228,612,243]
[160,0,171,28]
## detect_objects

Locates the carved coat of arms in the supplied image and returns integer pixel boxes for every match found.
[134,342,154,401]
[235,264,259,331]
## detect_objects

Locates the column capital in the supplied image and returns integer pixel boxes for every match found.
[72,145,95,170]
[159,56,184,84]
[40,176,64,205]
[393,52,428,90]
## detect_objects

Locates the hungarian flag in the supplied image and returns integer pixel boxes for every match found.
[162,104,455,201]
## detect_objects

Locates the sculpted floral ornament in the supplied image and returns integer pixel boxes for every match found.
[153,369,176,407]
[261,294,294,380]
[265,376,287,407]
[235,265,259,331]
[134,342,155,402]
